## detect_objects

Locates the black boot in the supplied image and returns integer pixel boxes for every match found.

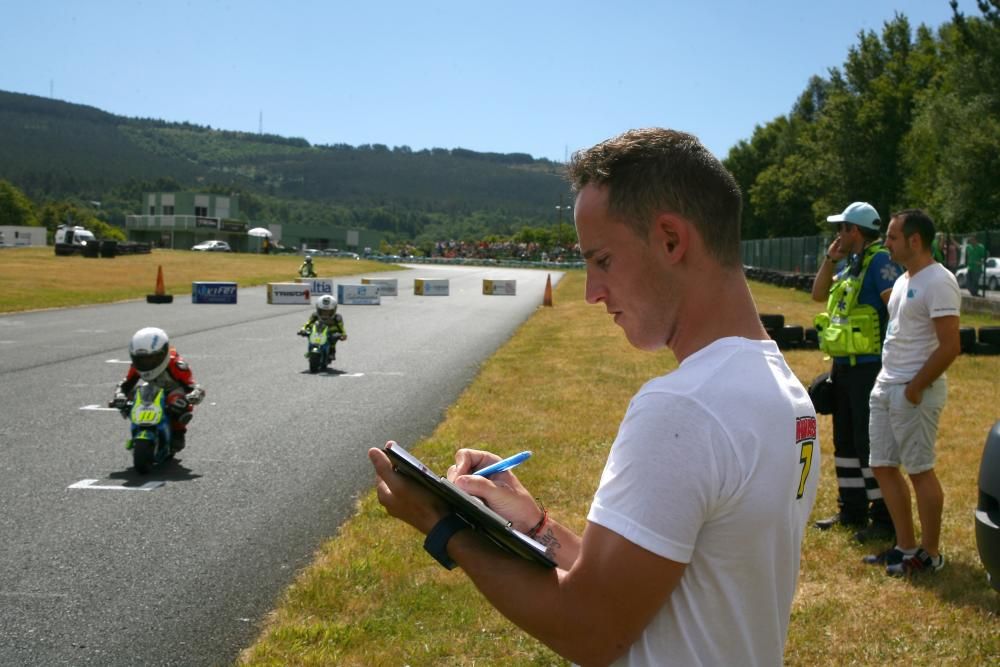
[814,512,866,530]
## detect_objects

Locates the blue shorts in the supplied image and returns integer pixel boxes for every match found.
[868,378,947,474]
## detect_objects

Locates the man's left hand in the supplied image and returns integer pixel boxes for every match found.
[369,446,450,535]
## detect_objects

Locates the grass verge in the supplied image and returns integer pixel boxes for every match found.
[238,272,1000,666]
[0,247,399,313]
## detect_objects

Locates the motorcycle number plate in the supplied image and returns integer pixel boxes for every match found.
[133,403,163,425]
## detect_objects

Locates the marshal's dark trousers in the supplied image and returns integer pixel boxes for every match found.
[831,361,891,526]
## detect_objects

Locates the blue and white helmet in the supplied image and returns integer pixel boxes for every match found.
[129,327,170,380]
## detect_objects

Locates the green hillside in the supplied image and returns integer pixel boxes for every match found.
[0,90,570,241]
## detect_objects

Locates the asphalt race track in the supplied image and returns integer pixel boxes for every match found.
[0,264,563,666]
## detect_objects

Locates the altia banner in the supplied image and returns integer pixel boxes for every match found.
[296,277,335,295]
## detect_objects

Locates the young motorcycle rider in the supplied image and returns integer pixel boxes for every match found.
[298,255,317,278]
[298,295,347,360]
[110,327,205,452]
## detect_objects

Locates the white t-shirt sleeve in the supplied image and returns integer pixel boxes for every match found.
[925,268,961,319]
[588,392,725,564]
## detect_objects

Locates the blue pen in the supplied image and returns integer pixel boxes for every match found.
[473,450,532,477]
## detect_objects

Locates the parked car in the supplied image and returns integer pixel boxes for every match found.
[332,250,360,260]
[956,257,1000,291]
[192,240,231,252]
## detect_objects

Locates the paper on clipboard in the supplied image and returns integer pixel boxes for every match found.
[384,441,555,568]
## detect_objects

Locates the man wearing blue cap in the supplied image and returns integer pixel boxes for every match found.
[812,202,900,542]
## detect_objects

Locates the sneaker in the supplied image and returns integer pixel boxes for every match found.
[886,548,945,576]
[854,522,896,543]
[862,546,908,566]
[814,513,867,531]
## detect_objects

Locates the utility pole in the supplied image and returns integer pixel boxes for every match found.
[555,193,573,258]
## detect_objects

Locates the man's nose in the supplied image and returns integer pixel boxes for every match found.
[585,270,605,304]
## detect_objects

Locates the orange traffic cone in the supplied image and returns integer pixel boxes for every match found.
[543,273,553,307]
[154,265,165,295]
[146,265,174,304]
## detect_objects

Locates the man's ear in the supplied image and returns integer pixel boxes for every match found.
[652,213,689,263]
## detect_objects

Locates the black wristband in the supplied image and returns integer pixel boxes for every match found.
[424,514,471,570]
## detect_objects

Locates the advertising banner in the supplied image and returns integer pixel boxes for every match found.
[192,281,238,304]
[267,282,311,304]
[361,278,398,296]
[482,279,516,296]
[337,284,381,305]
[296,277,335,296]
[414,279,449,296]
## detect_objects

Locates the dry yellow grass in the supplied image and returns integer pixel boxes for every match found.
[0,247,397,312]
[239,273,999,666]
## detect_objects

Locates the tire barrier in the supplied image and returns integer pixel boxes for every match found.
[960,327,977,354]
[760,313,785,330]
[970,326,1000,356]
[760,314,817,351]
[145,265,174,304]
[54,241,150,256]
[744,266,816,294]
[980,326,1000,347]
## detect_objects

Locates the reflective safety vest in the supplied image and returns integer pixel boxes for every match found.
[813,242,887,365]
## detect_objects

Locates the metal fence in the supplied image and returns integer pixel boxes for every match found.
[741,229,1000,273]
[741,236,827,273]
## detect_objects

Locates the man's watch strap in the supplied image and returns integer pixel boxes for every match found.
[424,513,471,570]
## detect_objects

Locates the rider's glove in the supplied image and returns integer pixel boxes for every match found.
[185,386,205,405]
[297,328,308,337]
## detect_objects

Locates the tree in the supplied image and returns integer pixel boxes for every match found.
[0,180,39,227]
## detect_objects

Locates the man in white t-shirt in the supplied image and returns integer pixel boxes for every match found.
[369,129,820,665]
[864,209,961,576]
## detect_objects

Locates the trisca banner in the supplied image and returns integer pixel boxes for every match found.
[267,282,311,304]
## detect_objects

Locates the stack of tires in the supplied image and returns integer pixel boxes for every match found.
[744,266,816,294]
[963,326,1000,355]
[760,314,817,351]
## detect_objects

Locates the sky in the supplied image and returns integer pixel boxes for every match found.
[0,1,977,163]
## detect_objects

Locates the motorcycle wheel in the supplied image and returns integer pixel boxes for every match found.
[309,354,320,373]
[133,438,154,474]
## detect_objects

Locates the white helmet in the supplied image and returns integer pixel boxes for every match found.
[316,294,337,316]
[129,327,170,380]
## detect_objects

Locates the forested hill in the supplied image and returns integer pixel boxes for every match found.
[0,90,570,240]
